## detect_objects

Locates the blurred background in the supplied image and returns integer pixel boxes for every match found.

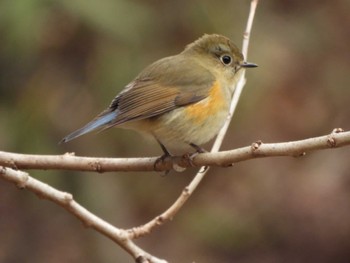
[1,0,350,262]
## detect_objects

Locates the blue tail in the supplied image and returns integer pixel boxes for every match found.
[60,111,118,143]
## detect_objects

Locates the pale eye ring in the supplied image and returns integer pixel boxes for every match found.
[220,55,232,65]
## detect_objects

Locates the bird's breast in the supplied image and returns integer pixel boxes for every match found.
[184,81,227,124]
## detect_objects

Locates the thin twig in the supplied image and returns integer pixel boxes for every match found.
[242,0,258,58]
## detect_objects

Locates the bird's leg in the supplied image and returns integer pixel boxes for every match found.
[189,143,207,154]
[158,139,172,157]
[154,138,172,175]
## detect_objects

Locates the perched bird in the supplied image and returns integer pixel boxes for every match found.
[61,34,257,157]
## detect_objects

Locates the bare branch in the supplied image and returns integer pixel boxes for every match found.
[1,129,349,260]
[0,166,167,263]
[242,0,259,58]
[197,128,350,166]
[1,130,349,173]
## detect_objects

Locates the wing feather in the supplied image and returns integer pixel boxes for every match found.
[102,55,215,126]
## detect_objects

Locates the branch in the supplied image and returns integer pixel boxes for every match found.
[1,130,349,261]
[0,166,167,263]
[1,129,349,172]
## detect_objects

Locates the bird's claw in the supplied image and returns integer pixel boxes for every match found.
[154,153,172,176]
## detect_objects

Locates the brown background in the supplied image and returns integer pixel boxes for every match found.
[1,1,350,262]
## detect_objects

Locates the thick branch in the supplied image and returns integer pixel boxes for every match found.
[0,129,349,172]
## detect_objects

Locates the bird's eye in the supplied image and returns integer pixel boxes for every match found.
[220,55,232,65]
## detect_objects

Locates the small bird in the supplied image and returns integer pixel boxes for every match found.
[61,34,257,157]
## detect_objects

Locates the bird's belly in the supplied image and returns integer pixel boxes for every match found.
[142,96,229,149]
[123,82,231,150]
[158,107,227,146]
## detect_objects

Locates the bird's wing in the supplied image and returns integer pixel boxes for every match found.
[103,55,215,126]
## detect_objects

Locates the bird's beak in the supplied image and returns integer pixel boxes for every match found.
[241,61,258,68]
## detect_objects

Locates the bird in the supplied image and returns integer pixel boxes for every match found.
[61,34,257,158]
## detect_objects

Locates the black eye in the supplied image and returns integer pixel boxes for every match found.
[220,55,232,65]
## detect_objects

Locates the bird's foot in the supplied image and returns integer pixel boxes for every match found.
[154,152,174,176]
[183,143,207,167]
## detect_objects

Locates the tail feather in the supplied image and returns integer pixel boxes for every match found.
[60,111,118,143]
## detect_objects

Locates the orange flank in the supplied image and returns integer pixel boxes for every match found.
[185,81,226,124]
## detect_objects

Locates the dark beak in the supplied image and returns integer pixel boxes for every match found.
[241,61,258,68]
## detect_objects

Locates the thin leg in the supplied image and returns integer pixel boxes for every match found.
[157,138,172,156]
[189,143,207,153]
[154,137,172,175]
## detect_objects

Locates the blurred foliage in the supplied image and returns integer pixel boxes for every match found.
[1,0,350,262]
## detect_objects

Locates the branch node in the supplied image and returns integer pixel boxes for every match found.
[136,255,149,263]
[328,128,344,148]
[327,132,342,148]
[17,171,29,189]
[156,215,166,225]
[63,193,73,204]
[183,186,190,196]
[327,136,337,148]
[243,31,249,39]
[6,159,18,170]
[332,128,344,134]
[89,161,103,173]
[64,152,76,156]
[251,140,263,153]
